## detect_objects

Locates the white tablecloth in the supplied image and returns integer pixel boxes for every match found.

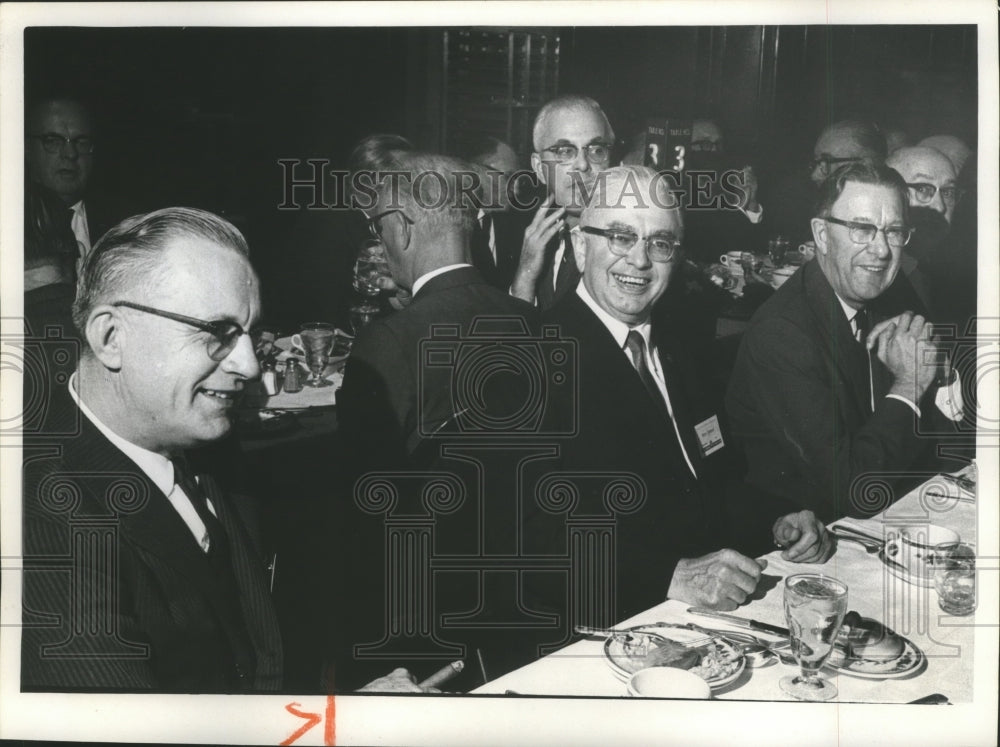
[473,469,979,703]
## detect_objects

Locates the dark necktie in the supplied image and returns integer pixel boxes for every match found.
[853,309,875,412]
[624,330,697,478]
[554,229,576,292]
[471,213,495,272]
[172,457,230,562]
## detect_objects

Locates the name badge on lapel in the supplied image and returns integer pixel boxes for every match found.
[694,415,724,456]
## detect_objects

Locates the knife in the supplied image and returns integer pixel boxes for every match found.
[686,608,790,637]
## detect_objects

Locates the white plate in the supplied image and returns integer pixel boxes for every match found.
[603,624,745,690]
[825,635,926,680]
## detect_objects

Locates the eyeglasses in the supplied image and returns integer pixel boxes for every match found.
[906,182,965,205]
[29,133,95,155]
[113,301,253,361]
[541,142,612,165]
[810,155,862,174]
[690,140,722,153]
[823,216,914,248]
[581,226,680,263]
[366,208,414,239]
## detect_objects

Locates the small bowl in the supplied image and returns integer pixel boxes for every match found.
[627,667,712,699]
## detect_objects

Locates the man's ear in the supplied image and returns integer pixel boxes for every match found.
[570,226,587,273]
[811,217,829,254]
[530,152,548,186]
[85,306,124,370]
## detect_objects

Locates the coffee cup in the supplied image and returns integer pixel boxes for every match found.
[719,251,750,275]
[798,241,817,261]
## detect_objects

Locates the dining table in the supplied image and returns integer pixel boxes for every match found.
[472,465,980,703]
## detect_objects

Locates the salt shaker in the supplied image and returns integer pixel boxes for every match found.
[261,360,280,396]
[282,359,304,393]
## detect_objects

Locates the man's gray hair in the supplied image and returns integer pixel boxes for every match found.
[72,207,250,341]
[532,95,615,152]
[378,151,476,235]
[579,165,683,225]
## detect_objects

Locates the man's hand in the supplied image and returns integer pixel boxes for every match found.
[509,194,566,302]
[667,549,767,611]
[739,165,760,213]
[867,311,938,402]
[772,510,833,563]
[357,667,440,693]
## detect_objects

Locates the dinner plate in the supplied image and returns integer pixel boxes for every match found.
[603,624,745,690]
[824,634,926,680]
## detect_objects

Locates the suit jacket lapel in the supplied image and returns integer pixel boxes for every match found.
[803,263,873,420]
[651,329,703,476]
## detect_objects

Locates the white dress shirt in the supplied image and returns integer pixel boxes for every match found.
[70,200,92,277]
[68,373,215,552]
[411,263,473,297]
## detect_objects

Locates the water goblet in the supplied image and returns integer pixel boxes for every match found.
[293,323,336,388]
[779,573,848,702]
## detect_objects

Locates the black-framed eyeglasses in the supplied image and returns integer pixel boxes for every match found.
[366,209,414,239]
[581,226,681,263]
[113,301,253,361]
[810,155,862,173]
[823,216,914,248]
[29,133,95,155]
[906,182,965,205]
[541,142,612,165]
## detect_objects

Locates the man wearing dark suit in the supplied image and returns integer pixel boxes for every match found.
[21,207,426,695]
[22,207,284,692]
[509,95,616,310]
[726,162,965,524]
[336,151,540,688]
[340,151,539,466]
[25,97,128,277]
[526,166,831,624]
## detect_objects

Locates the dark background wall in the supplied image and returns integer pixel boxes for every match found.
[25,24,977,322]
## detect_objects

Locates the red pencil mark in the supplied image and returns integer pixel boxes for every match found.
[281,696,336,746]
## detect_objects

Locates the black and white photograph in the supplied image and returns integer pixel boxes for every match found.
[1,2,997,745]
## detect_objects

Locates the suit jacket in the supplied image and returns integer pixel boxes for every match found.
[21,390,283,692]
[535,230,580,311]
[339,265,540,467]
[472,208,530,292]
[725,260,961,523]
[525,292,782,624]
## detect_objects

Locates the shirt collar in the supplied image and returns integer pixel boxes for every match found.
[833,292,862,324]
[576,282,653,351]
[411,263,473,297]
[70,199,86,216]
[68,372,176,496]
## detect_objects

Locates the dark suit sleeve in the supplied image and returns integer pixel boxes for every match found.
[733,316,934,522]
[338,321,412,472]
[22,464,156,690]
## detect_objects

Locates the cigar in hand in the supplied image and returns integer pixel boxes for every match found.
[418,660,464,689]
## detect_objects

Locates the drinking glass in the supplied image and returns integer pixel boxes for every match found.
[298,323,336,387]
[933,542,975,616]
[779,574,848,701]
[351,239,389,329]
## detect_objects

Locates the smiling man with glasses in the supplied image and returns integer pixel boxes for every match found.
[523,165,833,624]
[727,161,965,524]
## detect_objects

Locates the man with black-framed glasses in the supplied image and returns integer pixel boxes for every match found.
[524,165,832,624]
[509,95,616,309]
[727,161,965,524]
[25,97,126,276]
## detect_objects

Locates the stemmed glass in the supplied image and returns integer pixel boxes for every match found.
[296,322,336,387]
[780,573,848,701]
[350,239,390,334]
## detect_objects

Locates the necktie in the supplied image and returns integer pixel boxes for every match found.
[172,457,230,561]
[624,330,697,478]
[471,213,495,272]
[554,230,576,292]
[853,309,875,412]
